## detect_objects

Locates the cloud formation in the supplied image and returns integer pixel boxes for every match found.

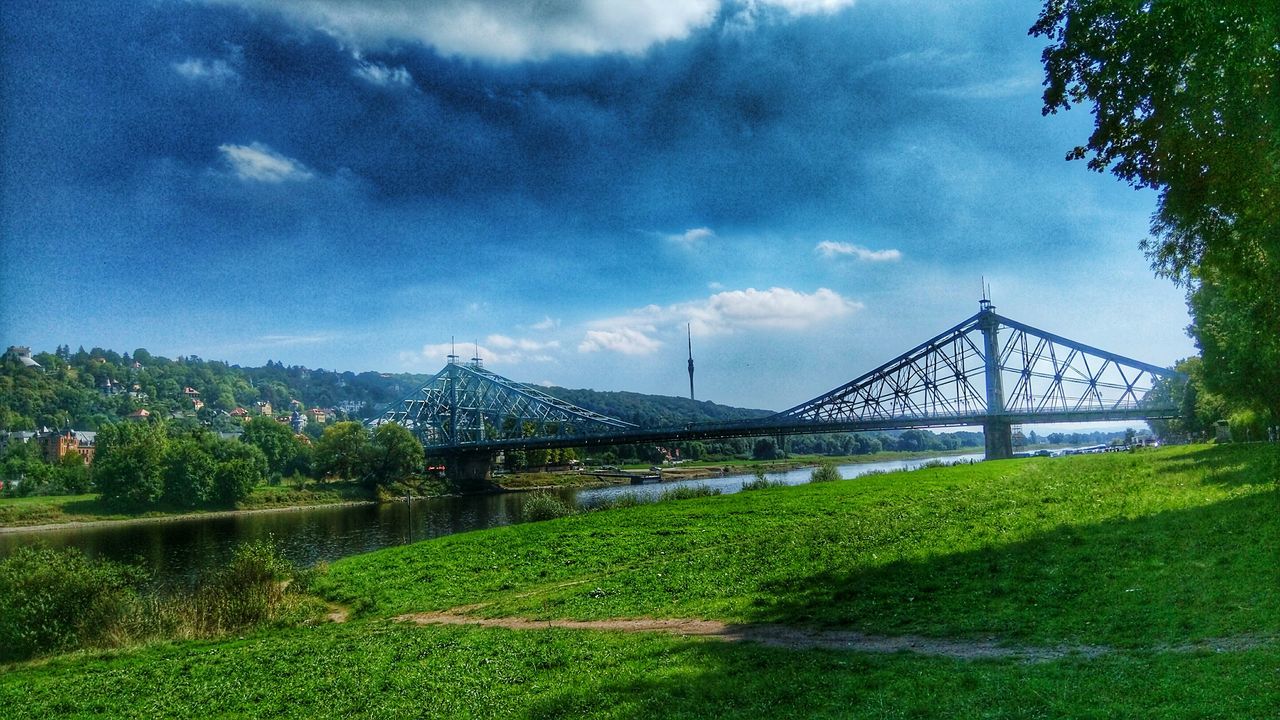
[580,286,861,355]
[207,0,854,61]
[407,334,560,367]
[173,57,238,85]
[664,226,715,247]
[815,241,902,262]
[217,142,314,183]
[353,56,413,87]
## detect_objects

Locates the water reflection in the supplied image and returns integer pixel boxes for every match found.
[0,453,981,583]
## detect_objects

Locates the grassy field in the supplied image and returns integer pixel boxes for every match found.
[0,482,373,529]
[2,444,1276,718]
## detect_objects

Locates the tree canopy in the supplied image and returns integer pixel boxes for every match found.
[1032,1,1279,419]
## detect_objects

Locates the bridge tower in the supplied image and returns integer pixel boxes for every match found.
[978,298,1013,459]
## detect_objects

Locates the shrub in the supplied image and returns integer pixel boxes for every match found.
[186,539,297,633]
[809,462,842,483]
[741,477,786,491]
[659,484,721,501]
[521,492,574,522]
[0,546,145,661]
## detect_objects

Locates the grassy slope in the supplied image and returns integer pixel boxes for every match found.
[2,444,1277,718]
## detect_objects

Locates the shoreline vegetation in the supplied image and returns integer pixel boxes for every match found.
[1,444,1276,717]
[0,449,978,532]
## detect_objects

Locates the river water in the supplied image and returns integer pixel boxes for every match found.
[0,453,982,583]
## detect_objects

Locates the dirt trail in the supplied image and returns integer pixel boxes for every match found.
[396,610,1278,662]
[396,612,1108,662]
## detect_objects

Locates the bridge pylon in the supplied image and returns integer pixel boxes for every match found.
[771,298,1182,460]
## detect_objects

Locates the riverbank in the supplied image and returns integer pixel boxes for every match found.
[3,443,1276,717]
[495,448,980,490]
[0,482,376,532]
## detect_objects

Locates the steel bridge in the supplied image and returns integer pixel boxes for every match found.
[371,300,1181,485]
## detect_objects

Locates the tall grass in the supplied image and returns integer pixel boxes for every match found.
[659,484,721,501]
[0,540,320,662]
[809,462,842,483]
[521,492,575,522]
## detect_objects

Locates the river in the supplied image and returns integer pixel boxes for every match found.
[0,453,982,584]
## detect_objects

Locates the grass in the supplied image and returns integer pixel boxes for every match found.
[1,444,1277,718]
[0,482,373,529]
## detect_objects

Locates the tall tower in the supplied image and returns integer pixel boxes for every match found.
[687,324,695,401]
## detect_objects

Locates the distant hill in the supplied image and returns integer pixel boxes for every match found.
[0,345,771,432]
[540,387,773,427]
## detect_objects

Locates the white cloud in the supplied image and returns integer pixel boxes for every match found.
[353,56,413,87]
[663,226,715,248]
[173,57,238,85]
[530,316,560,331]
[407,335,559,367]
[578,327,664,355]
[208,1,853,62]
[217,142,314,183]
[815,240,902,262]
[579,286,861,354]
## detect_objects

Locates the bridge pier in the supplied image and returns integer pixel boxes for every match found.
[983,420,1013,460]
[445,450,499,494]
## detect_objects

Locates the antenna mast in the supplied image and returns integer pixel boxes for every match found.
[687,324,695,401]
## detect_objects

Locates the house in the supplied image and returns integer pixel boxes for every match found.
[99,377,123,396]
[290,410,307,433]
[127,408,151,422]
[308,407,328,424]
[183,387,201,400]
[191,398,205,411]
[254,401,273,416]
[0,431,36,454]
[230,407,250,420]
[37,429,96,464]
[7,346,42,371]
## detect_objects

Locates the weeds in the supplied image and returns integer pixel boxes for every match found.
[0,540,320,662]
[659,485,721,501]
[809,462,842,483]
[521,492,575,522]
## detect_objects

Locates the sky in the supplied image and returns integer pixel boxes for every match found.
[1,0,1196,413]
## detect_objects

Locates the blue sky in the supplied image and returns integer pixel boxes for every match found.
[1,0,1194,411]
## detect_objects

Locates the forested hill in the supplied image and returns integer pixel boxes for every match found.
[0,346,773,432]
[541,387,773,428]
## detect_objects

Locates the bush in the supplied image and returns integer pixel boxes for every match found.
[186,540,297,633]
[809,462,842,483]
[0,546,145,662]
[659,484,722,501]
[521,492,574,522]
[741,477,786,491]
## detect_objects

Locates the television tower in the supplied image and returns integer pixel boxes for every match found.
[687,324,695,401]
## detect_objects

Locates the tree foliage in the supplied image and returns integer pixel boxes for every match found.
[315,422,370,482]
[363,423,424,489]
[1032,1,1280,419]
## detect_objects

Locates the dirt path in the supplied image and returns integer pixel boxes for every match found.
[396,610,1278,662]
[396,612,1109,662]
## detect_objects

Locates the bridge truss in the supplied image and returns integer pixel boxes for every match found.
[371,356,635,448]
[371,301,1182,468]
[775,299,1178,429]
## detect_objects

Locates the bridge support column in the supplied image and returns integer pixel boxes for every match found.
[445,451,498,494]
[983,420,1013,460]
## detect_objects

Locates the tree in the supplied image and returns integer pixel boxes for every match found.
[1032,2,1280,420]
[752,438,780,461]
[242,417,309,480]
[162,438,216,508]
[315,421,370,481]
[93,422,168,506]
[362,423,424,489]
[213,458,259,506]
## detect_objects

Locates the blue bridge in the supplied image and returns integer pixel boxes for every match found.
[372,300,1181,485]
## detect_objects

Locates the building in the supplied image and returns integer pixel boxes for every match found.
[127,408,151,422]
[230,407,249,420]
[7,346,42,371]
[254,401,273,416]
[37,429,96,464]
[309,407,328,424]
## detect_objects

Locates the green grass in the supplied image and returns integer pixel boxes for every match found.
[316,444,1278,647]
[2,444,1277,718]
[1,621,1276,719]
